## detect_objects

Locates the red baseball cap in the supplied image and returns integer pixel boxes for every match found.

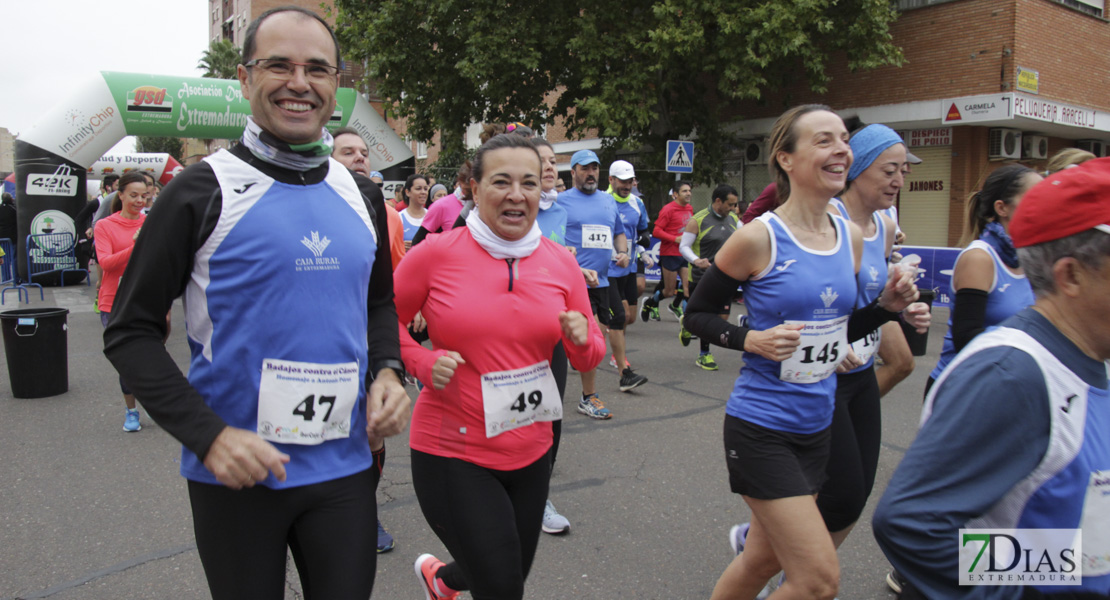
[1010,156,1110,248]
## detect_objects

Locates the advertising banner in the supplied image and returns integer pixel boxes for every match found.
[14,71,414,283]
[89,153,184,185]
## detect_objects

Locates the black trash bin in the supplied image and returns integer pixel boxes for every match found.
[1,307,70,398]
[900,288,935,357]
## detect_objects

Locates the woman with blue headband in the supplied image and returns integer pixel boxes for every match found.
[684,106,927,600]
[818,124,924,553]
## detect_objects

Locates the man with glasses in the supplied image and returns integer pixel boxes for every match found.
[104,7,410,598]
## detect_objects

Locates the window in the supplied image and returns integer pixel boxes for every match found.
[416,141,428,160]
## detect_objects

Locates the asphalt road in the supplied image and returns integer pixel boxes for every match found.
[0,284,948,600]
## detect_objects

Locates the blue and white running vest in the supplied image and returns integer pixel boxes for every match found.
[728,212,857,434]
[931,240,1034,380]
[925,327,1110,594]
[830,199,888,373]
[182,151,379,488]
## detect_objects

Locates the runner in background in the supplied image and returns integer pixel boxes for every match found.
[642,182,693,322]
[678,184,739,371]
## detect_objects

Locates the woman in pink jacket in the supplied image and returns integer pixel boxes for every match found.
[94,171,147,433]
[396,134,605,600]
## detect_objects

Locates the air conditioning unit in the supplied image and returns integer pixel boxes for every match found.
[988,128,1022,160]
[1022,135,1048,160]
[744,140,769,165]
[1077,139,1106,158]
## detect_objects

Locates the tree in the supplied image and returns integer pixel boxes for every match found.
[197,39,240,80]
[135,136,183,159]
[332,0,903,201]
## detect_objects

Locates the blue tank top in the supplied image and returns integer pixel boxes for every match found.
[930,240,1034,380]
[183,152,378,489]
[830,199,888,373]
[399,209,424,241]
[729,212,858,434]
[930,324,1110,594]
[536,201,568,247]
[608,192,645,278]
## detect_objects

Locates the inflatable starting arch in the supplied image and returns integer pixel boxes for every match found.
[14,71,413,282]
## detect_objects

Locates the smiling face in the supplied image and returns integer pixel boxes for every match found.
[238,11,338,145]
[118,182,147,219]
[407,177,429,209]
[852,144,907,211]
[473,147,542,241]
[333,133,370,176]
[610,176,634,198]
[673,184,692,205]
[537,144,558,193]
[777,110,852,199]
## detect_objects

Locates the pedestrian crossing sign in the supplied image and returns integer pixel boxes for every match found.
[666,140,694,173]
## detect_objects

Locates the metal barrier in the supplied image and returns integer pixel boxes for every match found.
[0,238,36,305]
[26,232,89,289]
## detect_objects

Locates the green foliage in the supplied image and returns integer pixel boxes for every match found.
[135,136,183,159]
[197,39,240,80]
[333,0,902,195]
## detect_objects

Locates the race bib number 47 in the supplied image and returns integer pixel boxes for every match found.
[257,358,359,445]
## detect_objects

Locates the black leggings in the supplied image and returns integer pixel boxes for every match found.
[411,449,550,600]
[187,468,379,600]
[550,341,567,470]
[816,367,882,532]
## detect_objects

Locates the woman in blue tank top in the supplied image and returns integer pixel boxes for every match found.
[928,164,1042,393]
[684,106,925,600]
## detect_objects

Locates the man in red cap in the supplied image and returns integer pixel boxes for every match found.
[872,158,1110,599]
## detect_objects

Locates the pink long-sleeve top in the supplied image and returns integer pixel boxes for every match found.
[94,213,145,313]
[419,193,465,233]
[394,226,606,470]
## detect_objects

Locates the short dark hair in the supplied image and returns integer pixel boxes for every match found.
[674,180,692,194]
[470,134,542,183]
[712,184,738,203]
[102,174,120,190]
[241,6,341,67]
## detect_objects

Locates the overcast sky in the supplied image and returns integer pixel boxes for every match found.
[0,1,208,152]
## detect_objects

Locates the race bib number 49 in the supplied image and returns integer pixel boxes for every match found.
[482,361,562,438]
[257,358,359,445]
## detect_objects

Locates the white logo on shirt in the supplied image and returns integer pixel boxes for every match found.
[776,259,797,272]
[998,283,1011,292]
[296,231,341,272]
[820,287,839,308]
[869,265,880,282]
[301,231,331,257]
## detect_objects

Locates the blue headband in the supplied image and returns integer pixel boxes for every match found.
[847,124,905,182]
